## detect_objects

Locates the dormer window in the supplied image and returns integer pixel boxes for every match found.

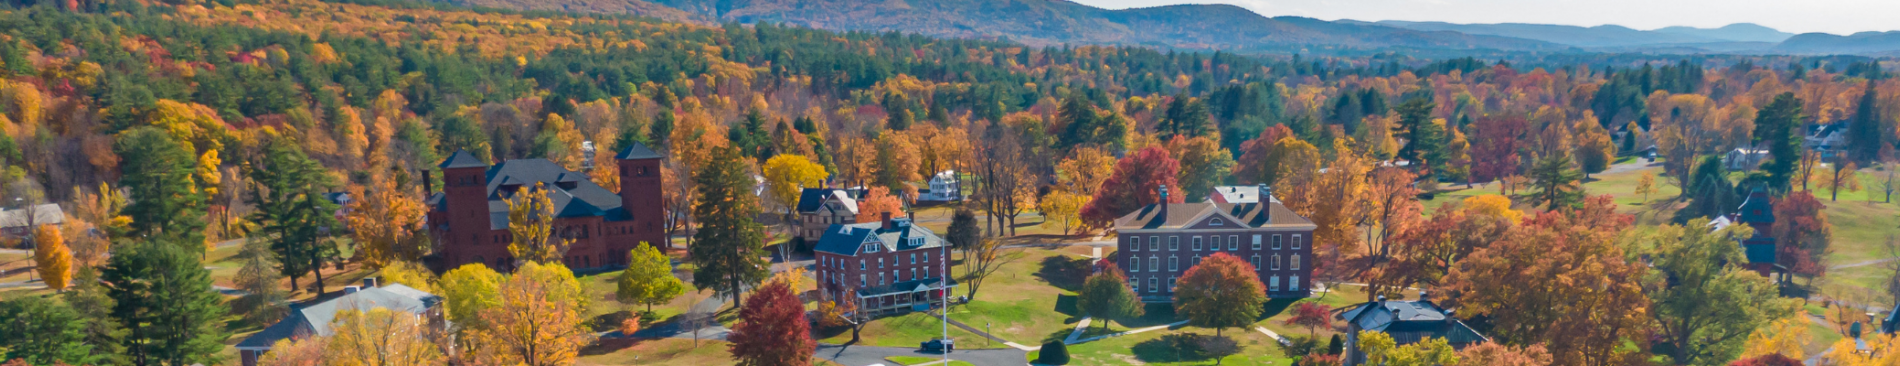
[863,244,880,253]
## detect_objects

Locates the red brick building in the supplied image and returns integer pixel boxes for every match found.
[1112,184,1316,301]
[426,143,665,272]
[813,213,956,316]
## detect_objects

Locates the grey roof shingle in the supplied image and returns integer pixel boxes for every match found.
[479,159,628,229]
[0,203,63,229]
[1112,201,1314,231]
[813,219,945,256]
[236,284,441,350]
[616,142,662,160]
[438,150,488,169]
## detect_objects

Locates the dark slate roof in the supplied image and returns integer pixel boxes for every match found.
[438,150,488,169]
[482,159,627,229]
[616,142,662,160]
[1884,303,1899,334]
[856,277,957,297]
[236,284,441,350]
[1113,200,1315,231]
[795,188,859,214]
[813,219,945,256]
[1340,298,1488,346]
[1744,243,1779,265]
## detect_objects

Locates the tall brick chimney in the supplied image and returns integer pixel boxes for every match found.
[881,211,894,230]
[1157,184,1169,219]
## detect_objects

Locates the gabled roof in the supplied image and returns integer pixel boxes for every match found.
[438,149,488,169]
[477,159,628,229]
[237,284,441,350]
[1340,298,1488,345]
[1736,187,1774,224]
[795,188,860,214]
[1884,303,1899,334]
[1112,200,1315,231]
[813,219,945,256]
[0,204,63,229]
[616,142,662,160]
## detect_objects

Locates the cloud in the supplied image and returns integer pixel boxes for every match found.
[1069,0,1900,35]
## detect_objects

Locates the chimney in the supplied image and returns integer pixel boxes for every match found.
[1376,294,1386,302]
[881,212,894,230]
[344,286,361,294]
[1418,290,1430,303]
[1157,185,1170,220]
[363,277,378,288]
[421,170,434,195]
[1258,184,1273,202]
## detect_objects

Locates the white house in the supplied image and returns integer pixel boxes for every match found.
[917,170,963,202]
[1724,148,1769,171]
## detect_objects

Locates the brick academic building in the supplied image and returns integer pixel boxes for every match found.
[426,143,666,272]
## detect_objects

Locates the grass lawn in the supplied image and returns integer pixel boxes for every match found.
[579,338,731,366]
[816,311,989,348]
[943,247,1090,345]
[1064,325,1294,365]
[884,355,974,366]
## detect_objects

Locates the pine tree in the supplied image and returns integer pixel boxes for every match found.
[115,127,207,246]
[1756,93,1806,192]
[1528,152,1585,211]
[690,146,770,308]
[62,267,127,365]
[1848,84,1884,163]
[1393,97,1440,171]
[103,241,229,366]
[245,140,340,295]
[0,296,97,365]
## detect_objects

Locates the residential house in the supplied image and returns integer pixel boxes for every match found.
[794,188,862,245]
[426,144,665,273]
[918,170,963,202]
[236,279,444,366]
[0,203,62,240]
[1723,148,1769,171]
[1338,291,1488,366]
[1806,122,1851,161]
[1112,184,1316,302]
[813,213,956,317]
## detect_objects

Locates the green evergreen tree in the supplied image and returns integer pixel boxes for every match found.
[649,109,676,150]
[1755,93,1805,193]
[1848,84,1885,163]
[114,127,207,246]
[245,140,341,295]
[103,241,229,366]
[1528,151,1585,211]
[62,267,128,365]
[1393,97,1441,172]
[0,296,99,365]
[689,146,770,308]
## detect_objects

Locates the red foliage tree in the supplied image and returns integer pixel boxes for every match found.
[1728,354,1802,366]
[1080,146,1182,228]
[727,281,814,366]
[1770,191,1830,282]
[1283,301,1333,336]
[1470,116,1530,184]
[1234,124,1294,184]
[1174,252,1266,336]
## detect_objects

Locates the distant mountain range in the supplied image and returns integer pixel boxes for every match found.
[428,0,1900,56]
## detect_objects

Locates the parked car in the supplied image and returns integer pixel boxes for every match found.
[921,338,955,352]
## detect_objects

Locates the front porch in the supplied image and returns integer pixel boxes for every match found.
[854,278,960,315]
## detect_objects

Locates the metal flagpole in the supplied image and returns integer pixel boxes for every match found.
[941,233,950,363]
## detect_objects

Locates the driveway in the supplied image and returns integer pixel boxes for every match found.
[816,343,1026,366]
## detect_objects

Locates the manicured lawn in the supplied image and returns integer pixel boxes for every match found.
[815,246,1090,349]
[578,338,735,366]
[1064,325,1294,365]
[816,311,989,348]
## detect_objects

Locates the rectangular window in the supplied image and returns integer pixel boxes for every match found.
[859,260,866,270]
[1192,256,1201,266]
[1293,234,1303,250]
[1170,256,1179,271]
[1168,276,1177,291]
[1148,257,1158,272]
[1291,275,1301,291]
[1273,255,1282,270]
[1149,236,1160,251]
[1228,235,1240,250]
[910,254,917,264]
[1270,276,1281,291]
[1169,236,1180,251]
[879,258,884,268]
[923,253,929,263]
[1131,236,1141,251]
[860,274,866,286]
[1130,257,1140,272]
[1292,255,1301,270]
[1251,255,1260,269]
[1131,279,1139,293]
[1272,234,1283,250]
[1252,235,1262,250]
[1148,278,1158,292]
[1192,236,1203,251]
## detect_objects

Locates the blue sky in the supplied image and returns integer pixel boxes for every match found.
[1069,0,1900,35]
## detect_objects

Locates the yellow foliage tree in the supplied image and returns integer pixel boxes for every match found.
[258,336,327,366]
[589,126,620,191]
[1056,146,1116,197]
[32,224,70,291]
[1812,162,1862,201]
[1740,316,1809,360]
[324,307,446,366]
[2,81,42,131]
[507,182,571,264]
[1038,191,1089,235]
[543,113,586,171]
[1635,171,1658,203]
[466,265,596,366]
[346,177,429,268]
[1821,333,1900,365]
[1460,194,1522,223]
[378,261,438,294]
[439,264,503,330]
[761,154,828,217]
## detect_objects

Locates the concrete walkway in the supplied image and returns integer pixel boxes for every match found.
[1069,320,1191,344]
[1063,317,1093,344]
[1253,326,1292,346]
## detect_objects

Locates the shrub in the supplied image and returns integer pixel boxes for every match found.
[1038,340,1070,364]
[1327,334,1344,355]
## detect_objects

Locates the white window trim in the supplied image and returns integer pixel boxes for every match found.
[1149,236,1160,251]
[1228,235,1239,250]
[1252,235,1262,250]
[1293,234,1303,250]
[1169,256,1179,271]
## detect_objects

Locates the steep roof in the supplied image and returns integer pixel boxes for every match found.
[1112,200,1315,231]
[795,188,859,214]
[236,284,441,350]
[1736,187,1774,224]
[616,142,662,160]
[1340,298,1488,345]
[0,204,63,229]
[813,219,945,256]
[478,159,628,229]
[438,149,488,169]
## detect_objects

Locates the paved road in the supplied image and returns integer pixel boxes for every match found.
[1832,257,1898,270]
[816,343,1026,366]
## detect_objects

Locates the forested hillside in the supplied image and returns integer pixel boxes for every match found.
[0,0,1898,365]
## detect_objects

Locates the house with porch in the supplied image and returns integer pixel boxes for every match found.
[1339,291,1488,366]
[1112,184,1316,302]
[813,213,956,317]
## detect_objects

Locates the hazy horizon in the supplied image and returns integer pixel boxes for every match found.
[1069,0,1900,36]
